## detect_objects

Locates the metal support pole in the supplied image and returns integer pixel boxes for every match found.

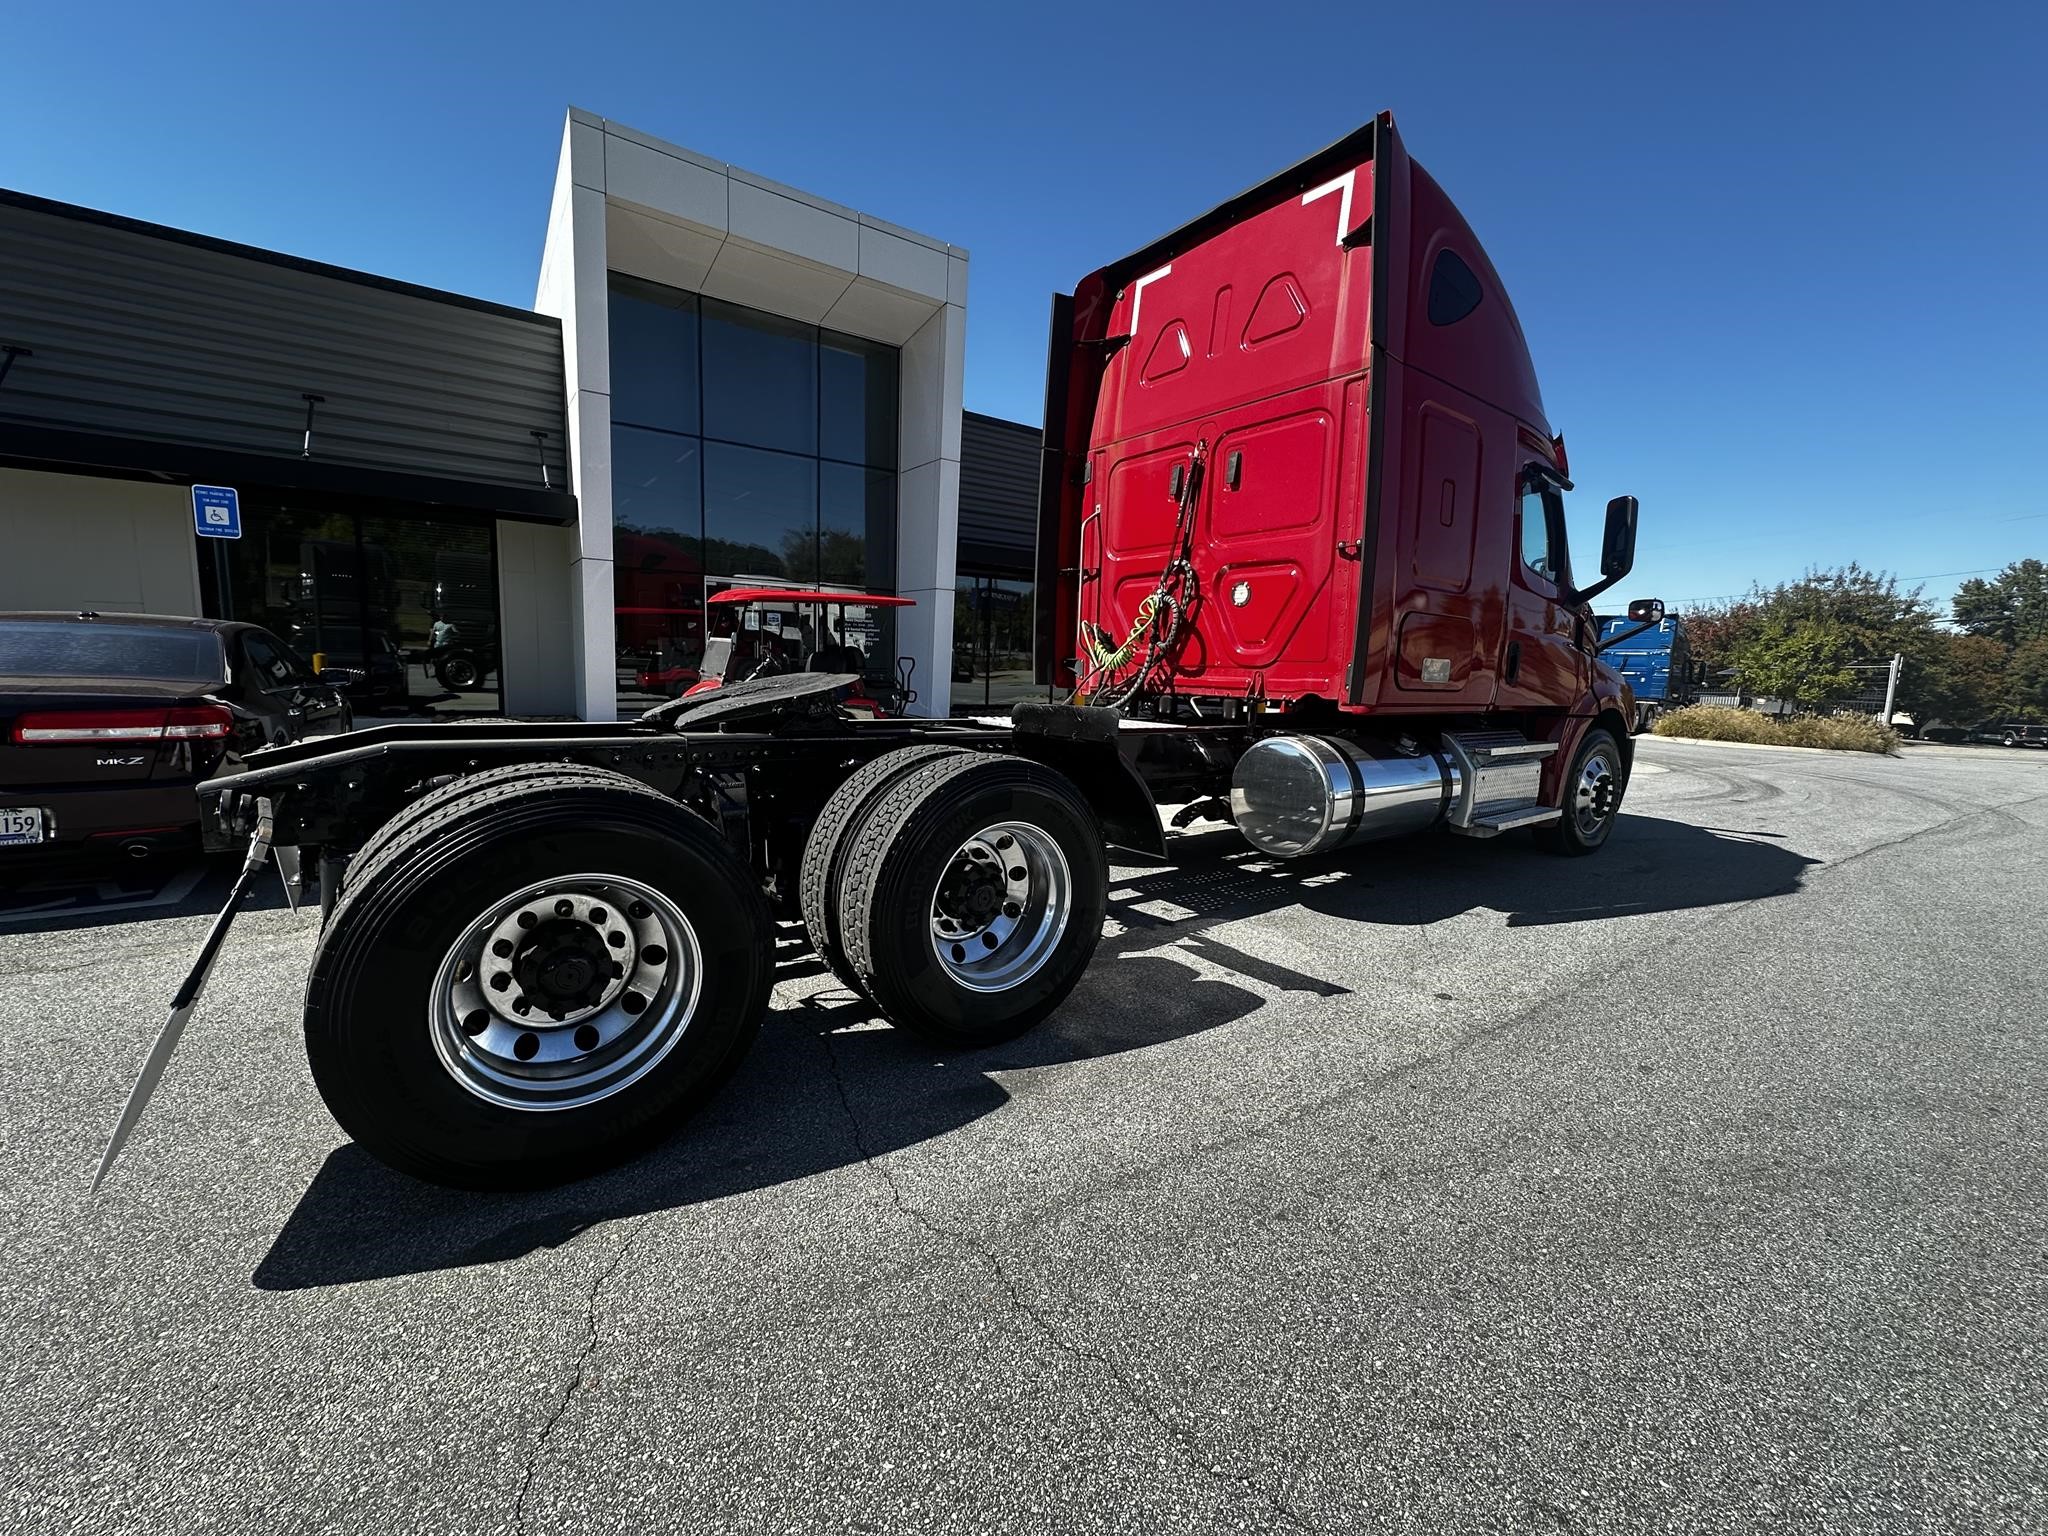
[212,539,233,621]
[1881,652,1902,723]
[300,393,325,457]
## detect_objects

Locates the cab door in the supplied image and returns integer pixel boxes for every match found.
[1496,470,1587,709]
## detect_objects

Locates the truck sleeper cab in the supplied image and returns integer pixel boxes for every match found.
[93,112,1647,1194]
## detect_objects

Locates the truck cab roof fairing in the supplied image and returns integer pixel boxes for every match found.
[1382,152,1549,441]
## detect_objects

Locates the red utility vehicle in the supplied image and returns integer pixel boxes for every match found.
[674,589,917,718]
[99,113,1648,1192]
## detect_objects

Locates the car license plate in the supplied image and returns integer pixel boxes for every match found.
[0,807,47,846]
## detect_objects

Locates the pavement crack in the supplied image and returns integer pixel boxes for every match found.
[509,1214,653,1532]
[817,1025,1321,1533]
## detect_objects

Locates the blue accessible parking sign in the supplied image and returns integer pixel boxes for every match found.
[192,484,241,539]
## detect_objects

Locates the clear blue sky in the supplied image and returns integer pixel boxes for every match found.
[7,1,2043,614]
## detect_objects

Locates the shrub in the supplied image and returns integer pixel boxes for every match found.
[1651,704,1900,755]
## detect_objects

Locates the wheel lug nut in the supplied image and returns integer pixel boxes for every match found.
[555,899,574,917]
[513,1032,539,1061]
[621,991,647,1015]
[461,1010,488,1036]
[491,938,514,958]
[489,973,511,991]
[640,944,667,966]
[513,997,530,1014]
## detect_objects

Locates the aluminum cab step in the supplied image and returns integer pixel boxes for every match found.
[1460,803,1562,837]
[1440,730,1560,837]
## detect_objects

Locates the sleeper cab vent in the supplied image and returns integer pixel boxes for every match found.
[1427,249,1484,327]
[1243,274,1308,347]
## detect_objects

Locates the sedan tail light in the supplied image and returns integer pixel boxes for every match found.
[11,704,234,745]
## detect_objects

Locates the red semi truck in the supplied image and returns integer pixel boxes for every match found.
[97,112,1648,1191]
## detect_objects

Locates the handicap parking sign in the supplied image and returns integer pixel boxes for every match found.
[192,485,241,539]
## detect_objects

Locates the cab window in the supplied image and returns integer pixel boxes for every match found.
[1518,478,1571,590]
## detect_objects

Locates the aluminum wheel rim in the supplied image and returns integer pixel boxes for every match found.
[929,821,1072,993]
[1573,750,1620,838]
[429,873,702,1111]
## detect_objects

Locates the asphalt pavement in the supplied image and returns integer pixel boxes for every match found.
[1,736,2043,1534]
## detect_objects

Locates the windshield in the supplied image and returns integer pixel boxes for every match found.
[0,622,226,682]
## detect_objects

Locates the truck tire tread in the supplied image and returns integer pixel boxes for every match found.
[798,744,969,997]
[333,760,623,916]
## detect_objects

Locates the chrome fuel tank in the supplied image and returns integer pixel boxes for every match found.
[1229,735,1458,857]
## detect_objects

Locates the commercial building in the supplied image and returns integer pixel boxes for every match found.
[0,109,1038,720]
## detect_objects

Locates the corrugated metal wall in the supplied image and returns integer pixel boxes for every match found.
[958,411,1039,571]
[0,193,566,493]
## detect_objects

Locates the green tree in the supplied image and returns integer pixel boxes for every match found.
[1953,559,2048,648]
[1728,615,1862,708]
[1914,632,2010,725]
[1678,598,1763,690]
[2009,635,2048,719]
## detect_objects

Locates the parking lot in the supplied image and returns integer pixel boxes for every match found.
[2,735,2043,1534]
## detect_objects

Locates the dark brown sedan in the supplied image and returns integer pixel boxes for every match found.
[0,612,353,864]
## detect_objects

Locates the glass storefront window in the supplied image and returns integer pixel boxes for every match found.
[952,576,1040,713]
[612,427,702,560]
[703,443,818,584]
[608,278,700,435]
[608,275,901,716]
[701,299,817,456]
[820,332,898,468]
[819,463,894,588]
[208,497,501,717]
[613,429,705,711]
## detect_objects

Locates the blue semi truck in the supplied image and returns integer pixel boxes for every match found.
[1597,610,1698,733]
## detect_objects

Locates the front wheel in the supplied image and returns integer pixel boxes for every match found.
[305,771,771,1188]
[1535,727,1626,856]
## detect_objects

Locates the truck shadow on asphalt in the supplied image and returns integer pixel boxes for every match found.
[253,813,1815,1290]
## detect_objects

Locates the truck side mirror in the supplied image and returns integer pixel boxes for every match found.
[1570,495,1640,606]
[1600,495,1639,581]
[1626,598,1665,623]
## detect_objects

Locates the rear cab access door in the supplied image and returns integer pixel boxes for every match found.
[1045,127,1379,706]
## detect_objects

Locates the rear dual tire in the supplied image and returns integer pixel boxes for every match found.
[805,751,1108,1048]
[306,771,771,1189]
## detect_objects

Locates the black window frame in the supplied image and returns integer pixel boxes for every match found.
[1517,470,1573,593]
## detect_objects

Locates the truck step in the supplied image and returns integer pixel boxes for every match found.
[1439,729,1560,834]
[1450,804,1563,838]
